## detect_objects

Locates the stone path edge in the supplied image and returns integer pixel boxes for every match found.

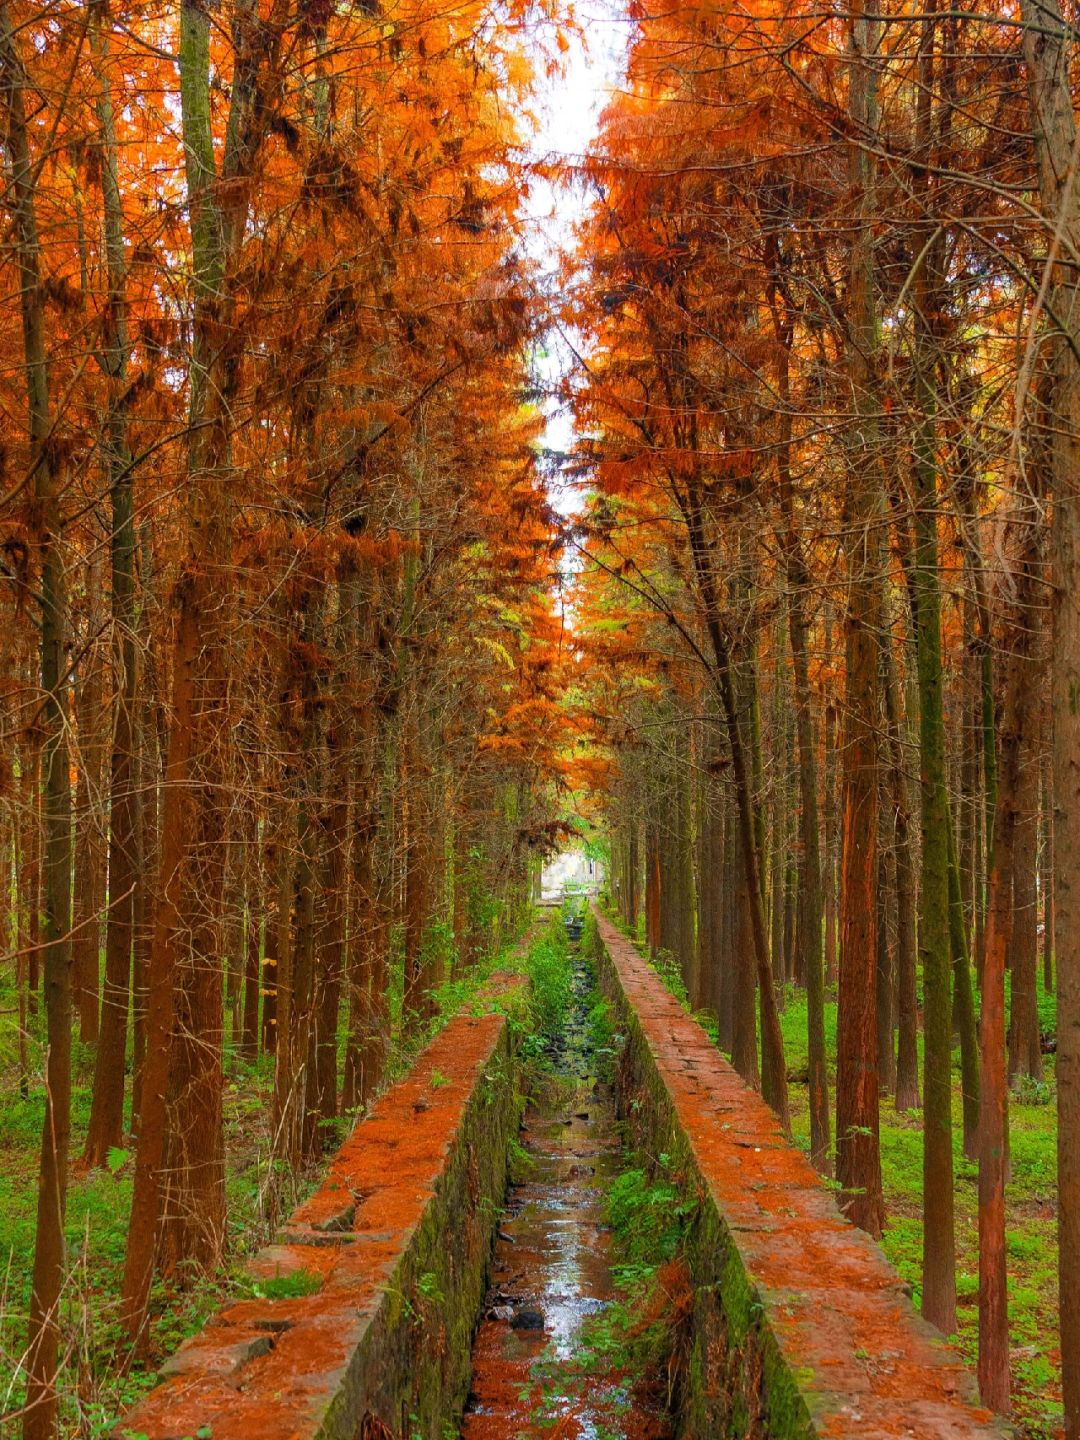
[590,907,1008,1440]
[116,971,528,1440]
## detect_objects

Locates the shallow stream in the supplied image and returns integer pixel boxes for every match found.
[460,946,669,1440]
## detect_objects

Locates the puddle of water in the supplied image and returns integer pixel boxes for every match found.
[461,952,670,1440]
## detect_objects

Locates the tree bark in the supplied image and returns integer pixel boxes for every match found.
[86,0,138,1167]
[835,0,885,1239]
[1,12,75,1433]
[1018,6,1080,1423]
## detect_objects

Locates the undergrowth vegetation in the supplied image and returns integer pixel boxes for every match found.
[580,1163,696,1414]
[602,903,1061,1440]
[0,904,539,1438]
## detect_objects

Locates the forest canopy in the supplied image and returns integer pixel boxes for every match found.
[1,0,1080,1438]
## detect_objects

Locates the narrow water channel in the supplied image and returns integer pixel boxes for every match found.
[461,944,669,1440]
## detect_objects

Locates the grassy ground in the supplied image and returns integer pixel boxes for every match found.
[0,916,541,1438]
[0,1042,288,1437]
[612,909,1061,1439]
[777,981,1060,1440]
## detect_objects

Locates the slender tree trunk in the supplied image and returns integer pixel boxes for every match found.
[1009,705,1044,1081]
[907,4,956,1323]
[882,622,920,1111]
[823,678,839,990]
[835,0,885,1238]
[1,14,75,1433]
[86,0,138,1165]
[976,511,1042,1413]
[73,559,106,1044]
[682,495,788,1128]
[1017,9,1080,1422]
[240,823,261,1062]
[645,820,661,957]
[769,301,829,1163]
[1042,752,1054,994]
[875,837,895,1096]
[947,805,981,1159]
[123,0,273,1336]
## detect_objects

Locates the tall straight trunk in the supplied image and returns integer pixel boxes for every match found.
[908,0,956,1330]
[658,760,680,964]
[287,791,319,1162]
[770,295,829,1161]
[344,703,395,1117]
[696,773,721,1016]
[823,680,839,990]
[1018,11,1080,1422]
[1,13,75,1435]
[342,788,378,1113]
[86,0,138,1165]
[977,509,1042,1412]
[239,806,261,1062]
[947,805,981,1158]
[225,822,245,1046]
[11,765,29,1097]
[875,836,895,1095]
[73,560,106,1044]
[959,639,980,949]
[691,738,710,1011]
[769,642,788,986]
[682,493,788,1127]
[715,787,735,1051]
[17,729,41,1074]
[310,783,347,1149]
[1009,705,1044,1081]
[130,622,156,1129]
[673,723,695,987]
[261,813,285,1057]
[122,0,273,1337]
[731,821,760,1087]
[882,621,920,1111]
[835,0,885,1239]
[1042,752,1054,993]
[645,820,661,957]
[401,700,432,1021]
[626,821,639,936]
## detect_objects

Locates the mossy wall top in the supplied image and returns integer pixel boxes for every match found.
[590,909,1006,1440]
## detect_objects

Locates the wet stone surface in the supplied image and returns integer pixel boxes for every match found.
[461,951,669,1440]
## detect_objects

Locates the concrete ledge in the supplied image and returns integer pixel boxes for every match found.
[590,910,1005,1440]
[118,979,525,1440]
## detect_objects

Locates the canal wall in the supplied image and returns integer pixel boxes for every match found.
[589,908,1005,1440]
[117,978,526,1440]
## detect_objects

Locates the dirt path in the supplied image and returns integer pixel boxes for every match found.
[461,947,668,1440]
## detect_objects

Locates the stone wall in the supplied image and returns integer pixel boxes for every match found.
[117,981,525,1440]
[589,909,1006,1440]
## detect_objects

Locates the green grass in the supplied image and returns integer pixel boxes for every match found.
[0,895,539,1437]
[601,903,1060,1439]
[777,980,1060,1440]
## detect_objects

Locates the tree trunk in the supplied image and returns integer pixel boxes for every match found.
[1,13,75,1433]
[976,504,1042,1413]
[682,494,788,1128]
[73,556,106,1045]
[1017,8,1080,1421]
[835,0,885,1239]
[122,0,273,1337]
[1008,707,1044,1081]
[86,0,138,1166]
[876,839,895,1096]
[882,621,920,1111]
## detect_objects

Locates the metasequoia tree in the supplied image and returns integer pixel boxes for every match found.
[1018,0,1080,1429]
[569,0,1064,1414]
[0,0,570,1418]
[0,8,74,1434]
